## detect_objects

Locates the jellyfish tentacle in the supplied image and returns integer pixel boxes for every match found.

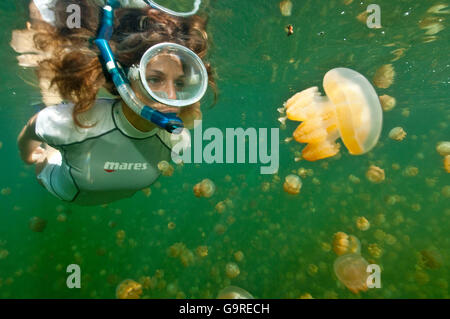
[302,140,340,161]
[286,87,322,122]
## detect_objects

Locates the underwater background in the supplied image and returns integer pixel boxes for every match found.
[0,0,448,298]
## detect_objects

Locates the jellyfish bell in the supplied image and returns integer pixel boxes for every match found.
[334,253,369,294]
[193,178,216,198]
[356,217,370,231]
[283,174,302,194]
[333,232,361,256]
[115,279,143,299]
[157,160,174,176]
[29,216,47,232]
[389,127,407,141]
[225,262,240,279]
[285,68,383,161]
[436,141,450,156]
[217,286,254,299]
[279,0,293,16]
[366,165,385,183]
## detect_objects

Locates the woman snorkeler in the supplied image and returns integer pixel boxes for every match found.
[15,0,216,206]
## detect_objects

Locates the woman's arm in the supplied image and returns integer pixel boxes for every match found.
[17,113,44,164]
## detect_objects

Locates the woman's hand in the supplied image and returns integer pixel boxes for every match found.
[17,113,44,164]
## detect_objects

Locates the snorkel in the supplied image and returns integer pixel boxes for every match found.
[95,0,205,134]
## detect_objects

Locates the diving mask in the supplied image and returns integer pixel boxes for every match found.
[128,42,208,108]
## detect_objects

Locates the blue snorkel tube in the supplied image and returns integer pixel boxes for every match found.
[95,0,184,134]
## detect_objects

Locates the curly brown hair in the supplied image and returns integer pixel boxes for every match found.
[32,0,216,127]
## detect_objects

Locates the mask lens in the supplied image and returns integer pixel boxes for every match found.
[139,43,207,107]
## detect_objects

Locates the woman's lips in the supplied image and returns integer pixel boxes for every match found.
[160,107,179,114]
[153,104,180,114]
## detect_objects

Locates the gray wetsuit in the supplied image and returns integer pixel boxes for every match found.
[35,98,186,205]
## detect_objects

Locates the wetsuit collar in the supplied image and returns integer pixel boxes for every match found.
[113,100,159,138]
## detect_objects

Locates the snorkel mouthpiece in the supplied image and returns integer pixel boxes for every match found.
[141,107,184,134]
[95,0,184,134]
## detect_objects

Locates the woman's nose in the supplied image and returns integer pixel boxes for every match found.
[165,81,177,100]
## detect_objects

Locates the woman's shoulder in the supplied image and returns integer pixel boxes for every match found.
[35,98,118,146]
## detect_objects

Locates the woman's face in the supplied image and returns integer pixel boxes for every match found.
[141,53,187,114]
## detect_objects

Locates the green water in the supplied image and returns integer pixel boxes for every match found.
[0,0,449,298]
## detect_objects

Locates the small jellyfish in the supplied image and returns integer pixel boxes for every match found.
[391,48,406,62]
[356,217,370,231]
[56,213,67,222]
[389,127,407,141]
[141,187,151,197]
[0,249,9,260]
[333,254,369,294]
[333,232,361,256]
[279,0,293,16]
[1,187,11,196]
[415,271,430,285]
[419,17,444,35]
[234,251,244,262]
[285,68,382,161]
[283,174,302,194]
[168,242,185,258]
[157,160,174,176]
[225,262,240,279]
[373,64,395,89]
[29,216,47,232]
[403,166,419,177]
[215,201,226,213]
[307,264,318,276]
[217,286,254,299]
[427,4,450,14]
[384,234,397,245]
[348,174,360,184]
[180,249,195,267]
[379,94,396,112]
[442,185,450,198]
[196,246,208,257]
[419,248,444,270]
[436,141,450,156]
[193,179,215,198]
[321,242,332,252]
[116,279,143,299]
[366,165,385,183]
[167,222,176,230]
[116,230,126,240]
[368,243,382,258]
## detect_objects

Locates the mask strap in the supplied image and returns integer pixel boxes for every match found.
[144,0,202,17]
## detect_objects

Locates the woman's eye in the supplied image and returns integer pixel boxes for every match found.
[175,80,185,89]
[147,77,162,85]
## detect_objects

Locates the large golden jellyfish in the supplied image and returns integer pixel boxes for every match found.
[334,253,369,294]
[217,286,254,299]
[284,68,383,161]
